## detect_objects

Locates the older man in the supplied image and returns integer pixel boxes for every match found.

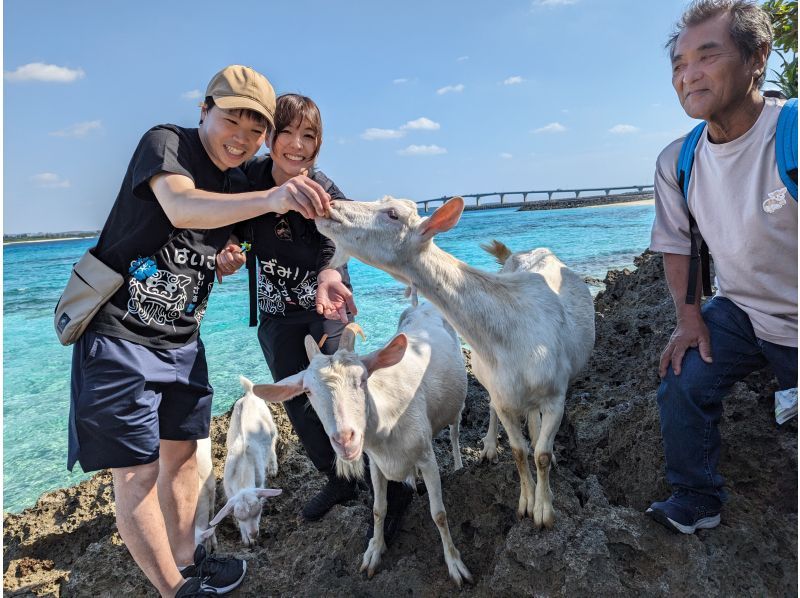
[648,0,797,534]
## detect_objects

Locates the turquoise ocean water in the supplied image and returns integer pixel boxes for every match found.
[3,203,654,513]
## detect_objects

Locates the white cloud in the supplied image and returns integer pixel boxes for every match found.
[533,122,567,134]
[503,76,524,85]
[49,120,102,138]
[393,78,409,84]
[500,153,513,159]
[31,173,71,188]
[609,124,640,134]
[457,56,469,62]
[361,128,405,140]
[401,117,440,131]
[182,89,202,100]
[398,144,447,156]
[5,62,85,83]
[534,0,578,6]
[436,83,464,95]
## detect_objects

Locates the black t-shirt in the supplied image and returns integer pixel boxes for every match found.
[237,156,350,322]
[90,125,248,348]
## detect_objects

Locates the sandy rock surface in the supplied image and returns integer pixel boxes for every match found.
[4,252,796,597]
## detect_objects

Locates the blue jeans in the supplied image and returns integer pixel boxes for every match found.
[657,296,797,502]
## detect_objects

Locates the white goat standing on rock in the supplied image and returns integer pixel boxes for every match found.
[201,376,281,547]
[252,304,472,587]
[315,196,595,529]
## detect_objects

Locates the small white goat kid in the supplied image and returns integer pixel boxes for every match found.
[202,376,281,547]
[316,196,595,529]
[195,436,217,550]
[253,303,472,587]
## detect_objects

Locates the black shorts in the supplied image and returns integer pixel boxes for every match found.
[68,331,213,472]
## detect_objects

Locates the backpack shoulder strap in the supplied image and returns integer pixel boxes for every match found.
[677,121,707,199]
[676,122,709,305]
[776,98,798,200]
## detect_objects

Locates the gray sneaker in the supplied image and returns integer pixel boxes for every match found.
[646,489,722,534]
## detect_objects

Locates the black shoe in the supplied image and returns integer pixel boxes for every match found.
[365,481,414,547]
[302,475,359,521]
[176,577,218,597]
[181,545,246,595]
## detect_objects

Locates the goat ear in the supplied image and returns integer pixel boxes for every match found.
[418,196,464,242]
[255,488,282,499]
[361,333,408,374]
[208,497,236,526]
[252,372,305,403]
[304,335,321,361]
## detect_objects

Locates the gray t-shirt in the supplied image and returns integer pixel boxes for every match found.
[651,97,797,347]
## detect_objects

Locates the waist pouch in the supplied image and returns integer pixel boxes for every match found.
[54,247,124,346]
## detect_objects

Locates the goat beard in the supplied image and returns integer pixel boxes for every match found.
[329,245,413,289]
[335,454,366,481]
[328,246,350,270]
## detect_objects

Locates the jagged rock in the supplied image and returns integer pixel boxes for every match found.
[4,252,796,597]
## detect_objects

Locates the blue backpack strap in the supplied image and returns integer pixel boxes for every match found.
[776,98,798,200]
[676,121,709,305]
[677,121,707,199]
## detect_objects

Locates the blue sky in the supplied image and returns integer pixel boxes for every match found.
[3,0,786,234]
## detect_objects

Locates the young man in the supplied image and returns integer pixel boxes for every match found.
[648,1,797,534]
[68,65,332,597]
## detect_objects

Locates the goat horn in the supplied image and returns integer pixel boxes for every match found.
[317,334,329,349]
[339,323,366,351]
[346,323,367,341]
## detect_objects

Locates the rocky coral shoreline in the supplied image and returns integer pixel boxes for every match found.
[516,192,654,211]
[4,251,797,597]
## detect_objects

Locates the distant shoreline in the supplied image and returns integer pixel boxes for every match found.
[516,192,654,212]
[4,235,97,246]
[592,198,654,209]
[419,192,655,213]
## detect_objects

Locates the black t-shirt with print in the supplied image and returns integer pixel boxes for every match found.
[237,155,350,322]
[90,124,248,348]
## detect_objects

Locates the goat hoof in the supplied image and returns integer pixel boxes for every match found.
[361,541,385,578]
[533,504,555,529]
[479,446,498,463]
[447,557,473,588]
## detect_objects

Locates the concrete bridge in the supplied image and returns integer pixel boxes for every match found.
[416,184,654,212]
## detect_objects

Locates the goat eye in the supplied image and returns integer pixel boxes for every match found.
[387,209,399,220]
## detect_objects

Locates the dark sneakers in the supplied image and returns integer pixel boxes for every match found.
[365,481,415,547]
[175,577,218,597]
[181,545,247,594]
[646,489,722,534]
[302,475,359,521]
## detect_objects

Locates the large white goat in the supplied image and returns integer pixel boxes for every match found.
[315,196,595,529]
[253,303,472,587]
[203,376,281,546]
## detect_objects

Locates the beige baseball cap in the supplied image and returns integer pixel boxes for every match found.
[205,65,276,127]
